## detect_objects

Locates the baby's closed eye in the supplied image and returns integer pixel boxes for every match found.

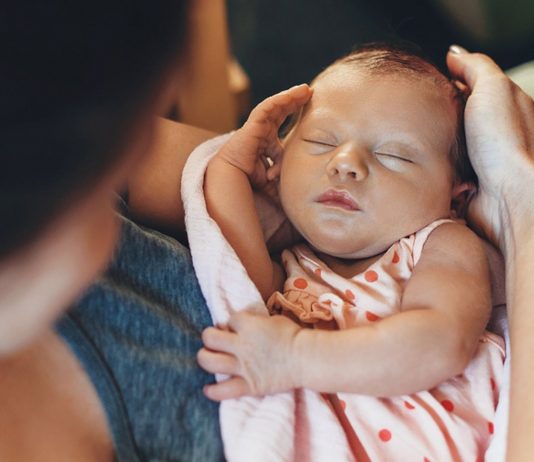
[374,151,414,170]
[302,138,337,154]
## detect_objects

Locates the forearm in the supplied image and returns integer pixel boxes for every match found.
[127,118,216,238]
[205,157,278,299]
[504,232,534,460]
[292,309,472,396]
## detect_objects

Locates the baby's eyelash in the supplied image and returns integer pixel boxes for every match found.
[302,139,337,147]
[374,152,414,163]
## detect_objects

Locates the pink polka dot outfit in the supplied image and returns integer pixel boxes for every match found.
[266,219,505,461]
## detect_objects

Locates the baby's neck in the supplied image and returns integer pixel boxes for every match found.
[314,251,384,279]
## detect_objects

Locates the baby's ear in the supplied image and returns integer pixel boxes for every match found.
[450,181,476,218]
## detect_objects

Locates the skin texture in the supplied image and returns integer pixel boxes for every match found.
[199,66,491,400]
[446,48,534,461]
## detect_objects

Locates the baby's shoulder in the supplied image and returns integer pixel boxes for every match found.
[422,220,487,265]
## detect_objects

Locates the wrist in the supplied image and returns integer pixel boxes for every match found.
[500,187,534,263]
[289,327,328,390]
[215,141,255,177]
[288,326,308,389]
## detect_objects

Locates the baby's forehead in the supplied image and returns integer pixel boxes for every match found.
[309,69,448,114]
[313,62,452,95]
[295,67,459,151]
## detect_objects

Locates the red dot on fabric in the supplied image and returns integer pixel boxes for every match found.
[404,400,415,410]
[293,278,308,289]
[490,377,496,390]
[441,399,454,412]
[366,311,380,322]
[314,268,322,277]
[339,399,347,411]
[345,289,355,301]
[488,421,494,434]
[392,251,400,264]
[423,458,431,462]
[378,429,392,442]
[364,270,378,282]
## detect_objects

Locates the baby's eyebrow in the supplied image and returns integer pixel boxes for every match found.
[297,110,337,130]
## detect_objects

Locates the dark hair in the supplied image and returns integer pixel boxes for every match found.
[284,41,474,185]
[0,1,190,260]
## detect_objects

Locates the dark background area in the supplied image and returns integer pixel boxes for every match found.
[227,0,534,107]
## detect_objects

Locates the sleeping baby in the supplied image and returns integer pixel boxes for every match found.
[197,42,505,460]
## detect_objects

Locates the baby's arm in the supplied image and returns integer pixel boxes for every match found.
[205,85,311,300]
[198,222,492,399]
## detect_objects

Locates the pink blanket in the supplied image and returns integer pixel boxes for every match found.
[181,133,510,461]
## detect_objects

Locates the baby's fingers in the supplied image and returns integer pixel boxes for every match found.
[203,376,250,401]
[197,348,239,375]
[201,326,238,354]
[247,84,312,130]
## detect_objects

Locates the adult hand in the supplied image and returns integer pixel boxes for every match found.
[447,46,534,254]
[197,312,302,400]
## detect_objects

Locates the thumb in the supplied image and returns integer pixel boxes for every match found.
[446,46,504,91]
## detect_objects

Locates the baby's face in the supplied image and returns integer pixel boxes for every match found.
[279,66,459,259]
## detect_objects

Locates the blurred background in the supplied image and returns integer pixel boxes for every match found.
[173,0,534,132]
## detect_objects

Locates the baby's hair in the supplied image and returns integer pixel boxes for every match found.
[283,41,474,185]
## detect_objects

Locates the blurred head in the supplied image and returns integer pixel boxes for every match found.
[278,42,473,259]
[0,1,190,353]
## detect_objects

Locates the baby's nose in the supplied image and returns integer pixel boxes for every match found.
[327,149,369,181]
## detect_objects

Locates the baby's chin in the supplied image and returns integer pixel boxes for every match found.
[305,238,389,261]
[293,222,394,260]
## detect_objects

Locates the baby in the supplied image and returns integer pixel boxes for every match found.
[198,43,505,459]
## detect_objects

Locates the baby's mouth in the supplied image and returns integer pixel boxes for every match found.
[316,189,360,211]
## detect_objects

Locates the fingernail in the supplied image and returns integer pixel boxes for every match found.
[449,44,468,55]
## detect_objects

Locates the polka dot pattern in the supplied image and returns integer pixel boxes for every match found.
[404,401,415,410]
[366,311,380,322]
[293,278,308,289]
[345,289,355,301]
[441,400,454,412]
[364,270,378,282]
[270,222,504,460]
[378,429,392,442]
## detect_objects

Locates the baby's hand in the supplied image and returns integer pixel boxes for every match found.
[217,84,312,190]
[197,312,302,400]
